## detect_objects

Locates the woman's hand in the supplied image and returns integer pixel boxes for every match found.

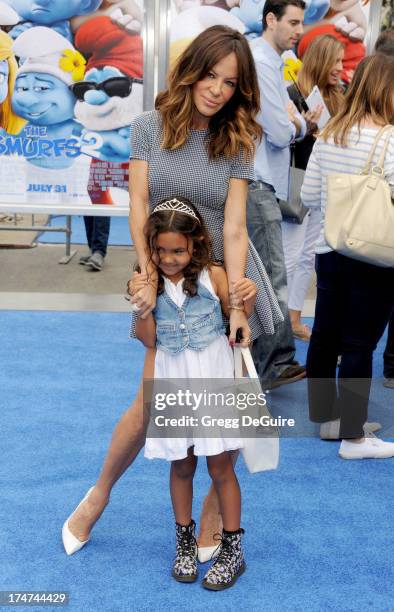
[228,309,252,349]
[303,105,323,135]
[230,278,257,302]
[127,271,148,295]
[230,278,257,318]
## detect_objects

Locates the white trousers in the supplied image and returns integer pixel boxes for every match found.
[281,208,322,312]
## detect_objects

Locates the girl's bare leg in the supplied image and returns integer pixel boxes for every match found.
[197,450,239,547]
[170,448,198,525]
[67,348,155,542]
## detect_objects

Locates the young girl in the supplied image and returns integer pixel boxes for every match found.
[132,196,256,591]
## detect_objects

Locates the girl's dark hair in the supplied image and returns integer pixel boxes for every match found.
[144,197,213,297]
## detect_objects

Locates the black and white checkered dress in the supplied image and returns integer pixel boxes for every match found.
[129,110,283,340]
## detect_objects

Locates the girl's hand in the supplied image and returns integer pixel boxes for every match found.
[228,309,251,348]
[127,272,157,318]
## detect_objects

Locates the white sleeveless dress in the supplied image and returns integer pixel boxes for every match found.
[144,269,243,461]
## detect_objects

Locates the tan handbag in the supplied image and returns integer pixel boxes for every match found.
[233,346,279,473]
[325,125,394,268]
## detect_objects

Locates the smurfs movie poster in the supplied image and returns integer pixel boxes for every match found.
[170,1,371,80]
[0,1,144,207]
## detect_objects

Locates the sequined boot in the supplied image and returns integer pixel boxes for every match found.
[202,528,246,590]
[172,520,198,583]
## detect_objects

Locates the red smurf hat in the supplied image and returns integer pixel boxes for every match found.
[74,16,143,79]
[298,24,365,83]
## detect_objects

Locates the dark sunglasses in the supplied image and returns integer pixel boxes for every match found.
[70,76,143,100]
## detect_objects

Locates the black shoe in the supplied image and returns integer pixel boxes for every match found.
[269,364,306,389]
[202,528,246,591]
[172,520,198,583]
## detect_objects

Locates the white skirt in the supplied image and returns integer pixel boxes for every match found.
[144,270,244,461]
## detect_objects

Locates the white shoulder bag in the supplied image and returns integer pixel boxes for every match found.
[325,125,394,268]
[234,346,279,473]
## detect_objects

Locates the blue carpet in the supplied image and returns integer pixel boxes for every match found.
[0,313,393,612]
[38,215,132,246]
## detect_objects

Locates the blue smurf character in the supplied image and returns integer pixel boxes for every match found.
[230,0,329,38]
[11,26,85,168]
[5,0,103,42]
[72,65,141,161]
[73,15,143,162]
[304,0,329,24]
[230,0,264,38]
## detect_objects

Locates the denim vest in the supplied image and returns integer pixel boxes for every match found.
[153,280,225,355]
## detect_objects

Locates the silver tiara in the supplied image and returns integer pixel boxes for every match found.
[152,198,200,223]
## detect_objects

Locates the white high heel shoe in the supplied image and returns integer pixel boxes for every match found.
[197,545,220,563]
[62,487,94,556]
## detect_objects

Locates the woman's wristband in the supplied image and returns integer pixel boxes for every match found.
[229,305,245,311]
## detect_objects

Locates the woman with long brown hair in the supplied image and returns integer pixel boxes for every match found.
[62,25,282,562]
[283,34,345,342]
[297,34,344,122]
[302,53,394,459]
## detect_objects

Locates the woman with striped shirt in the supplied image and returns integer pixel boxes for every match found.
[301,53,394,460]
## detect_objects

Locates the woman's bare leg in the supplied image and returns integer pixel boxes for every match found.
[67,348,155,541]
[197,450,239,547]
[289,308,311,341]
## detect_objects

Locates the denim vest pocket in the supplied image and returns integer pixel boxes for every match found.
[191,312,214,330]
[156,322,176,332]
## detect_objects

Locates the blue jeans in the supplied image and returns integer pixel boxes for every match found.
[306,252,393,438]
[83,216,111,257]
[246,181,296,380]
[383,312,394,378]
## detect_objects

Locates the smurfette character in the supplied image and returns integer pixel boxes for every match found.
[0,29,25,134]
[12,27,85,168]
[4,0,103,41]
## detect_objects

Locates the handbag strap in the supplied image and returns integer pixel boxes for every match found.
[362,125,394,176]
[376,126,394,170]
[233,346,259,379]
